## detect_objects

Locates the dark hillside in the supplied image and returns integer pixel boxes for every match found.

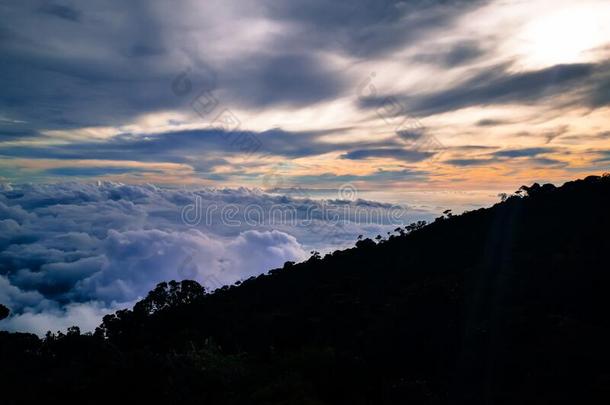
[2,174,610,404]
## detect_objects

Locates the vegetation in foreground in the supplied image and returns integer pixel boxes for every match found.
[2,174,610,404]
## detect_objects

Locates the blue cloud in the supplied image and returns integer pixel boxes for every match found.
[44,166,155,177]
[341,148,434,162]
[38,3,82,22]
[414,40,486,67]
[0,127,400,174]
[475,118,509,127]
[444,158,495,166]
[493,147,554,158]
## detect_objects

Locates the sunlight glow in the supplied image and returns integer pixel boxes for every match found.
[517,4,609,68]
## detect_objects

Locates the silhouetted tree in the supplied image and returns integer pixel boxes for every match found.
[67,326,81,336]
[134,280,205,316]
[355,238,376,249]
[406,220,427,233]
[309,251,321,261]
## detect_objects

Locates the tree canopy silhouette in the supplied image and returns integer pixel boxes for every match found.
[0,304,9,321]
[134,280,205,316]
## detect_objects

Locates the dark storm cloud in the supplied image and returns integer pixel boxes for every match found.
[492,147,555,158]
[360,62,605,117]
[560,131,610,143]
[0,0,487,137]
[0,127,399,170]
[443,146,565,167]
[444,158,495,166]
[441,41,486,66]
[265,0,487,58]
[223,53,348,108]
[0,128,39,141]
[529,157,566,167]
[37,3,82,22]
[0,0,183,132]
[289,168,429,184]
[475,118,510,127]
[450,145,498,151]
[341,148,434,162]
[589,74,610,108]
[444,156,564,167]
[44,167,155,177]
[594,151,610,163]
[414,40,486,67]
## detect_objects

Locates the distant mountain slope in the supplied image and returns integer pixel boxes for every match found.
[2,174,610,404]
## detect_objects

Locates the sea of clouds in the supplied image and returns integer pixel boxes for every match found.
[0,182,432,335]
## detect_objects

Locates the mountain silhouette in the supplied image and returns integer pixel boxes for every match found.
[2,174,610,404]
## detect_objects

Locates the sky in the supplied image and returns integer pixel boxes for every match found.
[0,0,610,333]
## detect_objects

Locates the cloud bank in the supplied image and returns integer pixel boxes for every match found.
[0,182,420,335]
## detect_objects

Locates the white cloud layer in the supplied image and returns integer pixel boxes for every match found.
[0,182,418,334]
